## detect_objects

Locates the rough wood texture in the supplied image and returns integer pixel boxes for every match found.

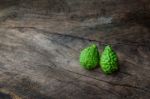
[0,0,150,99]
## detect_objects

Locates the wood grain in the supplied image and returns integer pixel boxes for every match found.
[0,0,149,99]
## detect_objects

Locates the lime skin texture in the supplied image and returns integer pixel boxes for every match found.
[79,44,100,70]
[100,45,119,74]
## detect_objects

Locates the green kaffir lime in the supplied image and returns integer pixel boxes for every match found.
[100,45,119,74]
[80,44,99,70]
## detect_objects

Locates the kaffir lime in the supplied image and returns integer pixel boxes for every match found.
[80,44,99,70]
[100,45,119,74]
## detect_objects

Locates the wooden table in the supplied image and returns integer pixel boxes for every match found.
[0,0,149,99]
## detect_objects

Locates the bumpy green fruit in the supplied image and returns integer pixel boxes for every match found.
[100,45,119,74]
[80,44,99,70]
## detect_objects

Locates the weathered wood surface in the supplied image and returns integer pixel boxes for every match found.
[0,0,150,99]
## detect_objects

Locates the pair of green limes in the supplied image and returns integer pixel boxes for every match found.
[79,44,119,75]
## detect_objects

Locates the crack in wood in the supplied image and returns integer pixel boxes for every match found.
[4,27,149,47]
[60,68,150,93]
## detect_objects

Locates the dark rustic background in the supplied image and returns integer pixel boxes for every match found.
[0,0,150,99]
